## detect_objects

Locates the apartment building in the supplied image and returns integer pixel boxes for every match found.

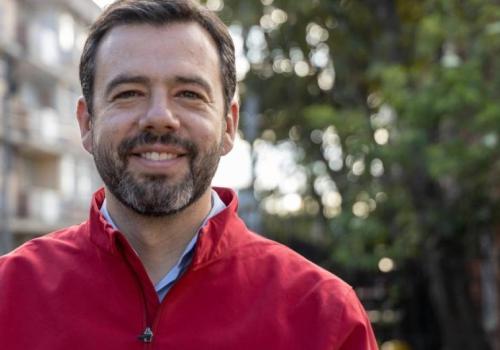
[0,0,102,252]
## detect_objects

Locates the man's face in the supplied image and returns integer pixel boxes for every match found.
[77,22,237,216]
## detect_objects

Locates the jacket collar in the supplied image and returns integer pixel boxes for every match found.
[85,187,246,265]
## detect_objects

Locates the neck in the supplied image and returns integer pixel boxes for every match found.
[105,188,212,284]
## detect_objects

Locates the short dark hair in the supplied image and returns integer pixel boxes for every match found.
[79,0,236,115]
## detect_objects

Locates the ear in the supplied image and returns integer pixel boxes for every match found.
[221,97,239,156]
[76,97,93,154]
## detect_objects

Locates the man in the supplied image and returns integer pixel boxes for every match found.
[0,1,378,349]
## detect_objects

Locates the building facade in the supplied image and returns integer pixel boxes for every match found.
[0,0,102,252]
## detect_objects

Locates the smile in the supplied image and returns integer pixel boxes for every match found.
[140,152,178,161]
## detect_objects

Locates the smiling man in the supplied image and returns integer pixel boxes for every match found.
[0,1,377,349]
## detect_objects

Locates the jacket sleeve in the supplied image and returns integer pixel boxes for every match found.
[334,288,379,350]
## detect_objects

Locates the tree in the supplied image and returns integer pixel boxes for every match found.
[214,0,500,348]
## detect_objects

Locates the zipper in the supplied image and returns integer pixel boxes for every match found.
[118,229,199,348]
[145,262,196,348]
[115,234,156,348]
[138,326,154,343]
[134,262,155,348]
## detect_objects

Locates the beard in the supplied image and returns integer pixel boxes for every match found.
[92,131,223,217]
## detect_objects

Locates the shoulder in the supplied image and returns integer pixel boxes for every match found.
[237,232,378,348]
[232,228,341,277]
[200,206,354,300]
[217,229,377,347]
[0,223,88,273]
[219,226,354,301]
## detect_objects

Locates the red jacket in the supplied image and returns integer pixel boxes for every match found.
[0,188,377,349]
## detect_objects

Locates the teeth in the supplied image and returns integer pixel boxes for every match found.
[141,152,176,161]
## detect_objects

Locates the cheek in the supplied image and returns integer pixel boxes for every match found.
[197,124,225,150]
[91,128,125,162]
[93,112,138,142]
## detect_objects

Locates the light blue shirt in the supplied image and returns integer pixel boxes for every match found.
[100,190,226,301]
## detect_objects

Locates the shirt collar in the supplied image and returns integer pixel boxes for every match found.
[99,190,226,300]
[100,190,226,232]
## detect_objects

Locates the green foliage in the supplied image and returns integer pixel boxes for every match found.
[222,5,500,343]
[302,105,334,130]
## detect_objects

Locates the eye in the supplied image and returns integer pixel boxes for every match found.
[178,90,203,100]
[113,90,144,100]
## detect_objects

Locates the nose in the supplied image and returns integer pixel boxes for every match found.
[138,92,180,133]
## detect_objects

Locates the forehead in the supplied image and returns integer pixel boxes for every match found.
[94,22,221,88]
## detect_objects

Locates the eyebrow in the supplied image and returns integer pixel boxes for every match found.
[104,74,150,98]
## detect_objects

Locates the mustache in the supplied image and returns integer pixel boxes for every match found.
[117,132,197,159]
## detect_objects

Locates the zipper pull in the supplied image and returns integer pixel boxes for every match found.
[138,326,154,343]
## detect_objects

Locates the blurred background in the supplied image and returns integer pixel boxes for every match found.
[0,0,499,349]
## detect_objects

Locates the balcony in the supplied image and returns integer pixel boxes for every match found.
[10,186,89,235]
[0,0,18,51]
[5,102,83,156]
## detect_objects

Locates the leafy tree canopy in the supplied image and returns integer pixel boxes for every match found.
[208,0,500,347]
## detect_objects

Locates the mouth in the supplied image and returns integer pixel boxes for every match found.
[126,145,190,175]
[118,132,195,166]
[129,144,188,161]
[138,151,179,161]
